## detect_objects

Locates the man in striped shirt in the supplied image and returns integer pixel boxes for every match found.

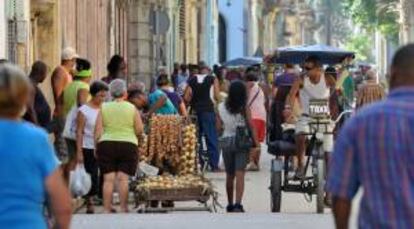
[327,44,414,229]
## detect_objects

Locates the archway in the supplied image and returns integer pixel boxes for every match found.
[218,13,227,63]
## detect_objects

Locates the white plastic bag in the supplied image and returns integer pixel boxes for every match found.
[62,106,78,140]
[69,164,91,197]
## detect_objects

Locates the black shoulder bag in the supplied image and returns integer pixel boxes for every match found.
[235,89,259,152]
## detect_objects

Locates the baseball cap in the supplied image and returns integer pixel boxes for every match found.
[61,47,79,60]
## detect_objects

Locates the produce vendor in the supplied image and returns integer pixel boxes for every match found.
[127,84,177,117]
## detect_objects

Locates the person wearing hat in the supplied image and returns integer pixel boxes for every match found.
[62,58,92,164]
[52,47,79,116]
[51,47,79,160]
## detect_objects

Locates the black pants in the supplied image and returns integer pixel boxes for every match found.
[83,148,99,197]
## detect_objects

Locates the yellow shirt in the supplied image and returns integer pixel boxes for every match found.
[99,101,138,145]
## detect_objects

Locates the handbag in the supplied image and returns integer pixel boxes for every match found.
[233,87,260,151]
[234,110,255,152]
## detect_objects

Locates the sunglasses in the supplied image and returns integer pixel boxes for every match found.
[304,66,314,71]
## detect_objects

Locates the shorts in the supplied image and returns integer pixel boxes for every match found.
[65,138,77,163]
[251,119,266,143]
[51,116,68,161]
[97,141,138,176]
[295,115,334,152]
[220,137,249,176]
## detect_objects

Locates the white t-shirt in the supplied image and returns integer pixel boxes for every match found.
[218,102,244,138]
[78,104,99,149]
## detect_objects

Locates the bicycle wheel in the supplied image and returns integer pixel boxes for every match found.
[315,158,325,214]
[270,171,282,212]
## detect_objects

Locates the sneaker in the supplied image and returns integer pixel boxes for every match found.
[232,203,245,213]
[287,171,296,180]
[246,162,258,171]
[226,204,234,213]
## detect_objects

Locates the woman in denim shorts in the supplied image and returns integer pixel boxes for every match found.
[217,81,259,213]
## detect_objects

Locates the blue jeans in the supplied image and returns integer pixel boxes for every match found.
[197,112,220,170]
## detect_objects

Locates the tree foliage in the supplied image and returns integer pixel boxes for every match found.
[344,34,375,63]
[343,0,399,42]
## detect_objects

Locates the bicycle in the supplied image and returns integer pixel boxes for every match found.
[267,103,352,213]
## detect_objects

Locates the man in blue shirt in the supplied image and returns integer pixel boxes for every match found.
[327,44,414,228]
[130,80,177,116]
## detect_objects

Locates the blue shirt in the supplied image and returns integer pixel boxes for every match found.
[327,88,414,228]
[0,120,59,229]
[274,72,296,87]
[149,89,178,115]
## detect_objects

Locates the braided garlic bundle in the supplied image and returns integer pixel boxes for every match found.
[178,124,197,175]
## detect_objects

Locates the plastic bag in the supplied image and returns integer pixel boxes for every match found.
[62,106,78,140]
[69,164,91,197]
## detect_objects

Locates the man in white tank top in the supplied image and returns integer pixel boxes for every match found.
[284,56,336,178]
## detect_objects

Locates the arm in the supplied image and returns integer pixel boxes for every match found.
[134,110,144,137]
[45,169,72,229]
[76,111,86,163]
[245,108,259,147]
[178,101,188,117]
[148,96,167,116]
[94,111,103,147]
[325,74,337,89]
[51,69,66,115]
[26,85,39,124]
[272,85,278,99]
[332,197,352,229]
[183,85,192,104]
[213,78,221,103]
[77,89,89,107]
[259,83,270,114]
[285,78,302,111]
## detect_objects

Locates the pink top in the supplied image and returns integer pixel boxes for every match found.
[248,83,267,122]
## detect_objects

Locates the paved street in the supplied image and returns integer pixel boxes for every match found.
[72,145,362,229]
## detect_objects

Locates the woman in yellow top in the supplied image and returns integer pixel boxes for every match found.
[62,58,92,163]
[95,79,144,213]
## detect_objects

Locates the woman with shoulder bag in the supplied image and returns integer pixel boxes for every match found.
[217,80,259,213]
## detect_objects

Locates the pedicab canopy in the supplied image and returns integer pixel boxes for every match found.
[271,44,355,65]
[223,57,263,68]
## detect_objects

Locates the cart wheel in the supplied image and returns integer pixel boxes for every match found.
[270,171,282,212]
[315,159,326,214]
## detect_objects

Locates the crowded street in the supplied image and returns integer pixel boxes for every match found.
[2,0,414,229]
[71,150,343,228]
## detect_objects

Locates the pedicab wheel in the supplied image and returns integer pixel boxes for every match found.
[315,159,325,214]
[270,171,282,212]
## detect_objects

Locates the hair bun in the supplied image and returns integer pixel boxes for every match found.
[76,58,91,72]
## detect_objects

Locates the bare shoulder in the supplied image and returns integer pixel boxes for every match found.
[324,74,336,87]
[51,66,64,79]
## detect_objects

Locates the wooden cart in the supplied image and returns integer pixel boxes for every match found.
[134,181,219,213]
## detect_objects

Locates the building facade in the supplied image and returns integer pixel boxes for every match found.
[1,0,220,103]
[127,0,219,86]
[0,0,7,59]
[218,0,246,62]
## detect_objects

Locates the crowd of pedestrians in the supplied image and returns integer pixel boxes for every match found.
[4,40,414,229]
[0,46,271,222]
